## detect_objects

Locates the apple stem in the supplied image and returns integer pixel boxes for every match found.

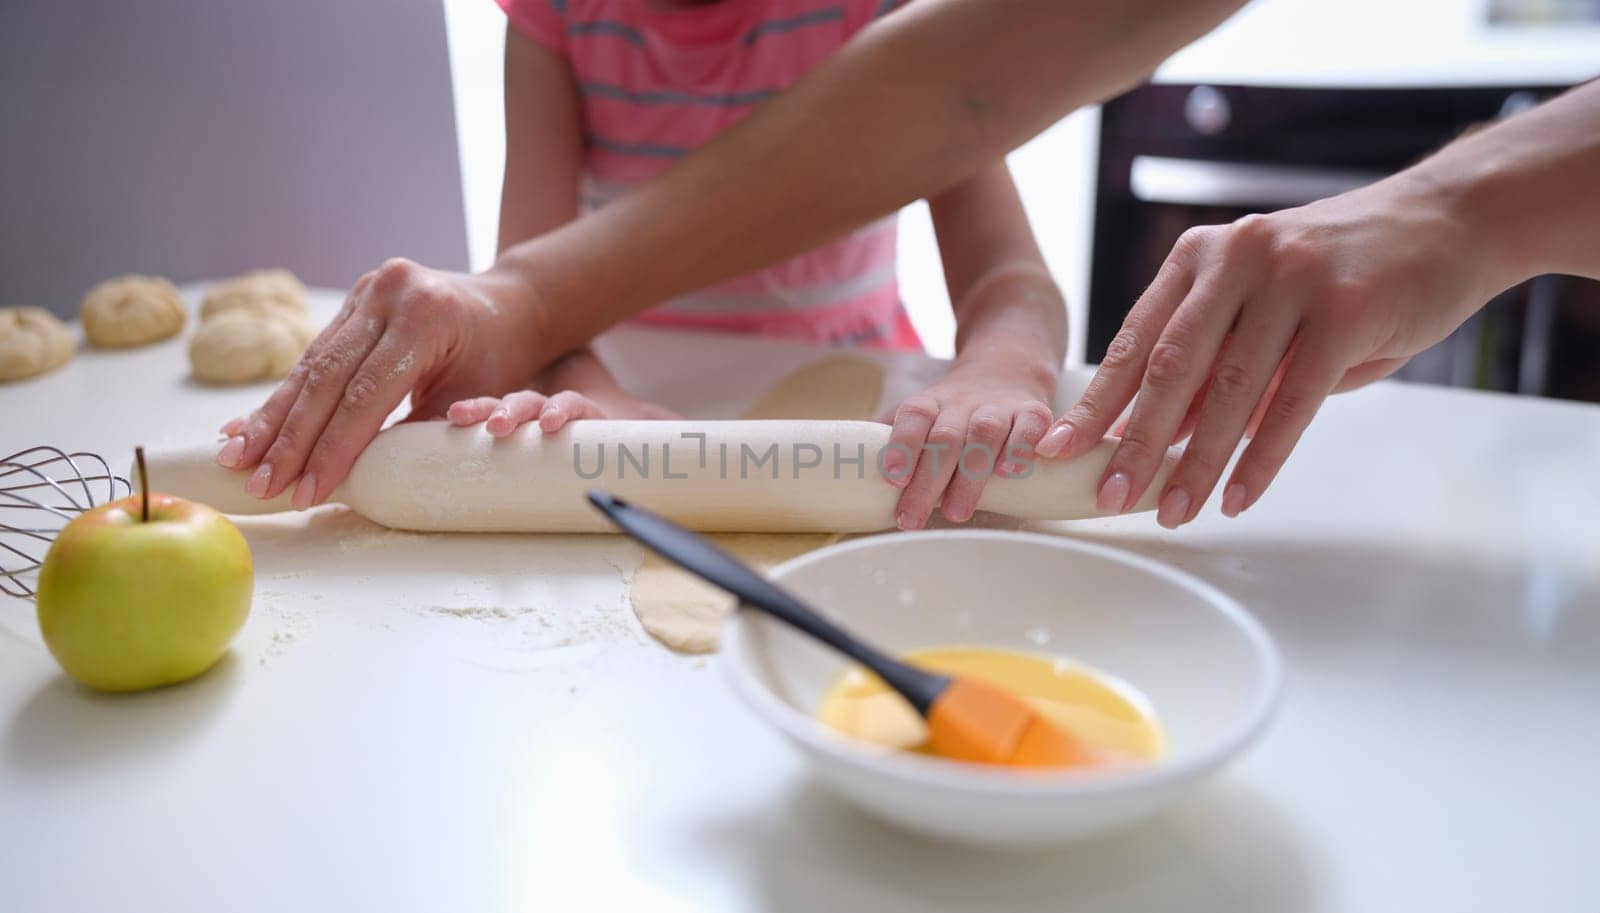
[136,445,149,523]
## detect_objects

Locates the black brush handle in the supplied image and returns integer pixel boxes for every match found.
[586,490,949,715]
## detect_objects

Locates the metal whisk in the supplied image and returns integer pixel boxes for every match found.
[1,446,129,599]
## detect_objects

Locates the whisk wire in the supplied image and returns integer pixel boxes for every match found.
[1,445,131,599]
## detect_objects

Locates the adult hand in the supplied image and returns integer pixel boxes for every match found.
[1035,175,1506,527]
[214,258,548,509]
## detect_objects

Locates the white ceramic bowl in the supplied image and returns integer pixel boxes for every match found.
[721,530,1282,847]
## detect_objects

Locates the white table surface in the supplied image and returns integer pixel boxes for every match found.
[3,288,1597,912]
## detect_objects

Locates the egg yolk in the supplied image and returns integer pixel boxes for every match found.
[816,646,1165,765]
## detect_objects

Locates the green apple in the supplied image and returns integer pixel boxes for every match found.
[36,486,253,692]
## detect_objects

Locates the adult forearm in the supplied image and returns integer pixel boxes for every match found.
[1426,79,1600,289]
[500,0,1245,355]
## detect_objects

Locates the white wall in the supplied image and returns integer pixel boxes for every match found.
[442,0,510,279]
[0,0,470,316]
[440,2,1099,364]
[900,113,1100,364]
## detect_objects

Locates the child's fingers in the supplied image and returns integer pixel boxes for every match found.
[448,397,501,426]
[487,390,547,436]
[882,396,939,489]
[995,402,1052,479]
[939,406,1013,523]
[538,391,602,433]
[894,405,968,530]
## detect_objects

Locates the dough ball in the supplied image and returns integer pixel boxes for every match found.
[200,269,306,319]
[0,306,74,382]
[189,307,317,384]
[79,274,186,349]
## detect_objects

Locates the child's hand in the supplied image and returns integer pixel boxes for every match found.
[447,388,677,435]
[446,347,678,435]
[881,355,1056,529]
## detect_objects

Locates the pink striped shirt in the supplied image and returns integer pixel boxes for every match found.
[497,0,920,350]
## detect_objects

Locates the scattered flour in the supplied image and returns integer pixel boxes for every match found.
[421,604,526,621]
[254,594,313,666]
[402,592,641,673]
[335,525,436,555]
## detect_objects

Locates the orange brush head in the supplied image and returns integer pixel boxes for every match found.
[924,677,1098,769]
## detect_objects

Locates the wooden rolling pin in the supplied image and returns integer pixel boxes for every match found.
[142,421,1174,533]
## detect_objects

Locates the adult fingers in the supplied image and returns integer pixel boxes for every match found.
[290,328,428,508]
[217,276,367,472]
[1096,266,1245,514]
[1036,227,1211,460]
[940,405,1014,523]
[1172,357,1223,445]
[1334,356,1409,392]
[1222,337,1345,517]
[248,311,386,500]
[216,415,249,467]
[488,390,548,436]
[893,401,967,530]
[881,396,939,489]
[1156,302,1302,528]
[257,260,469,499]
[1243,358,1290,439]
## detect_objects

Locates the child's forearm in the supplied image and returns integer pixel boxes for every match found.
[479,29,586,372]
[930,164,1066,385]
[490,0,1244,356]
[539,345,619,393]
[950,267,1066,380]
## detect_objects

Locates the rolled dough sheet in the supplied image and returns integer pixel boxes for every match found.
[738,354,885,422]
[630,533,840,654]
[630,355,884,654]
